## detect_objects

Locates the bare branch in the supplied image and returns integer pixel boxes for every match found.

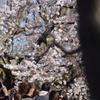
[16,5,26,23]
[35,43,53,63]
[50,34,81,54]
[54,41,81,54]
[7,0,12,10]
[0,56,6,64]
[37,24,54,45]
[0,30,11,46]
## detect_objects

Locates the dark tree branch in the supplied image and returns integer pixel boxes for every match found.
[50,34,81,54]
[0,53,31,65]
[37,25,54,45]
[54,41,81,54]
[0,56,6,64]
[35,43,53,63]
[16,5,26,23]
[7,0,12,10]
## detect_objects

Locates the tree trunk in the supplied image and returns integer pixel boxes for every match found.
[0,64,15,90]
[77,0,100,99]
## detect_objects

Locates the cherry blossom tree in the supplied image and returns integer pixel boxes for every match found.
[0,0,90,99]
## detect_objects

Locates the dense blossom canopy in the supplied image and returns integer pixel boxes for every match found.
[0,0,89,99]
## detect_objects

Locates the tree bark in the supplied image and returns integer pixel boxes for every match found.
[77,0,100,99]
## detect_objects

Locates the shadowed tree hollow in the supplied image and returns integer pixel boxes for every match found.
[77,0,100,100]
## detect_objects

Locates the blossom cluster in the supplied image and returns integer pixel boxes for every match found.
[0,0,89,99]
